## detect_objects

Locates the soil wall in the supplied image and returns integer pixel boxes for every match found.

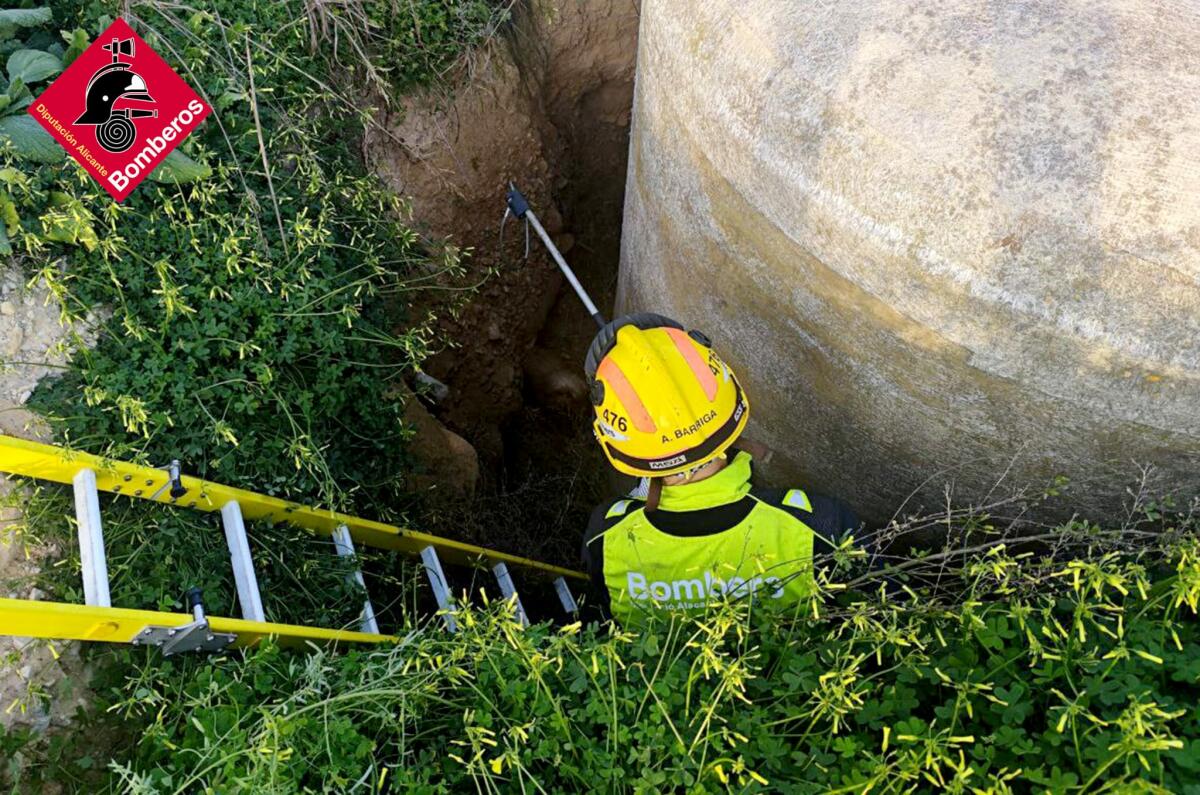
[365,0,639,559]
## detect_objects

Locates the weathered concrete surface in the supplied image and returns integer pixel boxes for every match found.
[619,1,1200,521]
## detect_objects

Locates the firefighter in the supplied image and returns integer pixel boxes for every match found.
[581,314,863,623]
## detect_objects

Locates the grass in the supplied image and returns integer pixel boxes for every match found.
[34,501,1200,794]
[2,0,516,787]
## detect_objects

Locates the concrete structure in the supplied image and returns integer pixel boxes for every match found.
[619,1,1200,521]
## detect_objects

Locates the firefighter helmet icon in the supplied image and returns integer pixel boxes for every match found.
[73,37,158,153]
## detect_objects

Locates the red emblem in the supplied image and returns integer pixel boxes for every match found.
[28,18,210,201]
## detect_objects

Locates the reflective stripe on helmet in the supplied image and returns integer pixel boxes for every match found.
[597,358,657,434]
[664,327,718,401]
[584,313,683,381]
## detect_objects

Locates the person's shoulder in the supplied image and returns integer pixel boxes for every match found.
[585,495,645,544]
[751,485,860,533]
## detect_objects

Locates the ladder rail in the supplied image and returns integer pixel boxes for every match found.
[0,434,586,583]
[0,596,391,648]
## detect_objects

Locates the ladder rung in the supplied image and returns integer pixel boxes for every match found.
[220,500,266,623]
[491,562,529,627]
[332,525,380,635]
[72,468,110,607]
[420,545,457,633]
[554,576,578,616]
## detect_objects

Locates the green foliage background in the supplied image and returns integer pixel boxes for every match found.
[2,0,509,785]
[0,0,511,625]
[28,0,468,510]
[103,521,1200,794]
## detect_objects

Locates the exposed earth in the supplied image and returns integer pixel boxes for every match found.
[0,265,97,736]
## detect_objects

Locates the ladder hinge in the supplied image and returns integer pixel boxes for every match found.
[132,587,234,655]
[131,621,235,656]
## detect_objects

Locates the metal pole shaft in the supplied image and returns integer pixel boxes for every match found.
[524,210,606,328]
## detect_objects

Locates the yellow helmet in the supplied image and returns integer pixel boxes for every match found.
[584,314,750,478]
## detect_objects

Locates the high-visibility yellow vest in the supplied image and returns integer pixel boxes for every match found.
[584,452,852,625]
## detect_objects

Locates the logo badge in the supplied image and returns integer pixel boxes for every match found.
[28,19,210,201]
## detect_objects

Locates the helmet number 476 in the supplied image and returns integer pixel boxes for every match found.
[602,409,628,434]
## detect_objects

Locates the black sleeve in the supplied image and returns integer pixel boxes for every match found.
[581,500,619,621]
[806,495,862,555]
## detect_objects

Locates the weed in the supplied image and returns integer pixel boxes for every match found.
[67,508,1200,793]
[2,0,504,786]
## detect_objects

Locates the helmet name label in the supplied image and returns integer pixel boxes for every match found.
[664,409,718,443]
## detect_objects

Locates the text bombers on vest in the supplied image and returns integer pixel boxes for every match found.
[625,570,785,609]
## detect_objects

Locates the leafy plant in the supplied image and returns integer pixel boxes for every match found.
[69,509,1200,794]
[0,0,500,781]
[0,0,530,788]
[21,0,455,513]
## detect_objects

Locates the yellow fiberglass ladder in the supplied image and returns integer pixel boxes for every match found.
[0,435,585,655]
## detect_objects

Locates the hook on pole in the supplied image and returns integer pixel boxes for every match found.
[504,183,607,328]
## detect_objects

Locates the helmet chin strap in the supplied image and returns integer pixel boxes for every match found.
[645,477,663,512]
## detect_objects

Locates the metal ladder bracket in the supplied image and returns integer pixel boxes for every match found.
[131,621,235,656]
[132,588,236,656]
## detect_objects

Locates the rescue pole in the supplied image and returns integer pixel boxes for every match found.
[504,184,607,329]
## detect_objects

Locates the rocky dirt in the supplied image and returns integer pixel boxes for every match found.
[0,264,96,736]
[366,0,639,564]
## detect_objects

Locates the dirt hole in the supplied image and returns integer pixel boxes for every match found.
[365,0,641,569]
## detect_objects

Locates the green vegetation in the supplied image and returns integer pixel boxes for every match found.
[1,0,507,785]
[0,0,513,626]
[63,510,1200,793]
[27,0,457,510]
